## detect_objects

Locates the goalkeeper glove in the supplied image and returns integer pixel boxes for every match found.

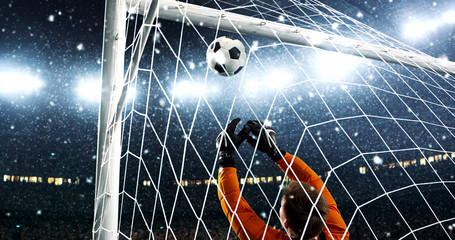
[245,120,286,162]
[216,118,250,168]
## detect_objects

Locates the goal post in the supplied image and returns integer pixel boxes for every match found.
[93,0,127,238]
[94,0,455,239]
[94,0,160,238]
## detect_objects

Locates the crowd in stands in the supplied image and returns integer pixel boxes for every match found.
[1,159,454,239]
[0,217,91,240]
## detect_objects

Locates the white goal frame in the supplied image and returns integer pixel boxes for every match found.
[93,0,455,239]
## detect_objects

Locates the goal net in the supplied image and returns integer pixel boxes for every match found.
[93,0,455,239]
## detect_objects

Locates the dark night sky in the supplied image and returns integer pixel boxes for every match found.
[1,0,105,177]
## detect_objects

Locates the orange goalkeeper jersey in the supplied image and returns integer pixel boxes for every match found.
[218,153,349,240]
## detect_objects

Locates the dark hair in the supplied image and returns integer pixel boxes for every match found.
[283,181,329,239]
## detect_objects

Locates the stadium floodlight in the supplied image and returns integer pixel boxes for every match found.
[242,78,261,96]
[243,69,292,95]
[403,20,428,39]
[78,80,101,102]
[78,79,135,102]
[316,51,360,78]
[171,80,216,98]
[264,69,293,88]
[404,11,455,39]
[0,71,43,94]
[443,10,455,24]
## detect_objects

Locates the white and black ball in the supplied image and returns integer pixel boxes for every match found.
[206,36,247,77]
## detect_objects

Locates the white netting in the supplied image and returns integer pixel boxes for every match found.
[97,0,455,239]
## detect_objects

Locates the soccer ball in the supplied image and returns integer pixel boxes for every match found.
[206,36,247,77]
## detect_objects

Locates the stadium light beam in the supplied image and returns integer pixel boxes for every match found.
[443,10,455,24]
[0,71,43,94]
[77,80,101,102]
[316,51,359,78]
[404,10,455,40]
[171,80,217,98]
[403,21,427,38]
[403,19,441,39]
[78,79,136,102]
[264,69,293,89]
[243,69,293,96]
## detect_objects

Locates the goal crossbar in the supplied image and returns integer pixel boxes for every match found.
[128,0,455,76]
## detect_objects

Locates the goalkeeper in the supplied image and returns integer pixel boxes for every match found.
[216,118,349,240]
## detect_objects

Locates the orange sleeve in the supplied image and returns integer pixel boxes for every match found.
[218,167,288,240]
[275,153,350,240]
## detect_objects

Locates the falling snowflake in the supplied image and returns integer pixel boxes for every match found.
[77,43,84,51]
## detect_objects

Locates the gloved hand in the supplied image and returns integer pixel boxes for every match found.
[245,120,286,162]
[216,118,250,168]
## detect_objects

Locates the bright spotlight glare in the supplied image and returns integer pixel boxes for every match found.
[404,21,427,38]
[403,19,440,39]
[77,79,137,102]
[404,11,455,40]
[316,52,359,78]
[127,87,136,100]
[78,80,101,102]
[244,79,260,95]
[264,69,293,89]
[308,32,326,46]
[263,119,272,127]
[443,10,455,24]
[172,80,216,97]
[0,72,43,94]
[242,69,293,96]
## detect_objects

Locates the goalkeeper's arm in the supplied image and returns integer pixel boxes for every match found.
[216,118,287,240]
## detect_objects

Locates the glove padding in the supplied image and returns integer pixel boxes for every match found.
[216,118,250,168]
[245,120,286,162]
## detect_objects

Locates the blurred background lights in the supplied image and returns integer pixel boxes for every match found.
[404,10,455,39]
[404,20,436,38]
[77,79,101,102]
[0,71,43,95]
[443,10,455,24]
[373,155,383,165]
[171,80,217,98]
[243,68,294,96]
[77,78,136,102]
[308,32,327,45]
[316,51,359,78]
[264,69,293,88]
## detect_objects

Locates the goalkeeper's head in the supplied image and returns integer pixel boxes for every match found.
[280,181,329,239]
